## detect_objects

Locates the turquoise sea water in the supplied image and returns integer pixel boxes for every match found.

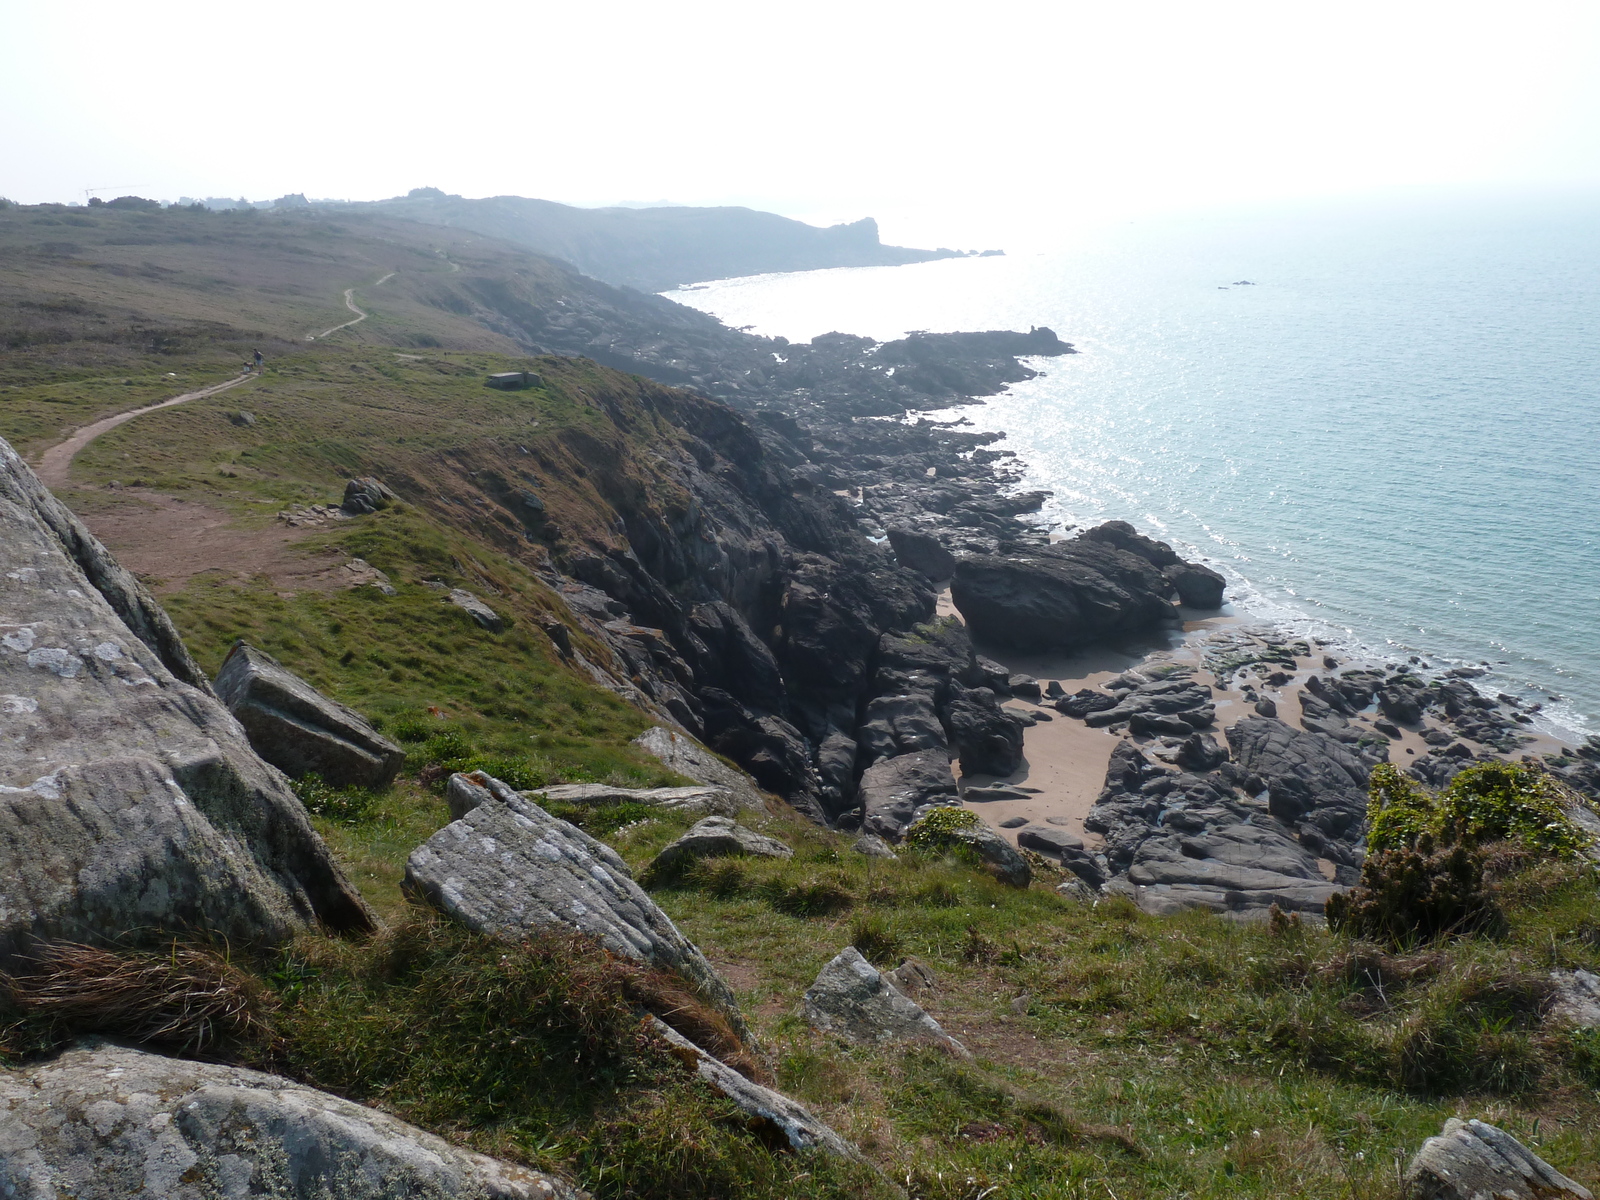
[667,192,1600,739]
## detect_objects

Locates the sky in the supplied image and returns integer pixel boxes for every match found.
[4,0,1599,247]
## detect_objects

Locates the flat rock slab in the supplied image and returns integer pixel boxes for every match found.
[804,946,968,1056]
[650,1019,860,1160]
[0,437,372,961]
[1404,1117,1592,1200]
[447,588,504,632]
[406,772,751,1047]
[214,641,403,789]
[644,815,792,878]
[632,725,769,811]
[448,777,739,822]
[1112,831,1338,917]
[0,1040,581,1199]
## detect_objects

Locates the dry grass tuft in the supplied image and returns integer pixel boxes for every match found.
[1,941,274,1056]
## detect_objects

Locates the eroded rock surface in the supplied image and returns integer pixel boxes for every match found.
[644,814,793,878]
[405,772,751,1046]
[1403,1117,1592,1200]
[214,641,403,789]
[858,749,959,841]
[0,1040,581,1199]
[803,946,968,1056]
[632,725,769,811]
[0,438,373,961]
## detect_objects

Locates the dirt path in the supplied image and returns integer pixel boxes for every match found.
[34,374,256,490]
[306,272,396,341]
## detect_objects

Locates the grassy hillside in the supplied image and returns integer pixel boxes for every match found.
[2,208,1598,1199]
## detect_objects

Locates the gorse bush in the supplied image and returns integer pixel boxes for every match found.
[904,805,980,851]
[1328,762,1595,945]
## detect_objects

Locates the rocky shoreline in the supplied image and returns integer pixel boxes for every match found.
[494,293,1600,918]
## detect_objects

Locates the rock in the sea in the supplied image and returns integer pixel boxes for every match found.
[650,1018,860,1160]
[0,1040,579,1199]
[859,749,959,840]
[214,641,404,789]
[632,725,769,812]
[447,588,504,632]
[340,475,397,515]
[405,772,751,1047]
[1403,1117,1592,1200]
[887,526,957,581]
[803,946,968,1056]
[1163,561,1226,609]
[644,815,792,878]
[0,438,373,960]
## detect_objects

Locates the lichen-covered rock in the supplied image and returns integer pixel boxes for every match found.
[803,946,968,1056]
[852,833,899,859]
[447,588,504,632]
[340,475,396,515]
[644,815,792,878]
[0,438,373,962]
[214,641,403,788]
[0,1040,582,1199]
[1546,968,1600,1030]
[1403,1117,1592,1200]
[405,772,752,1047]
[649,1019,860,1160]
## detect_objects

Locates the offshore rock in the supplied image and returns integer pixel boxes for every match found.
[803,946,968,1056]
[405,772,752,1047]
[0,437,373,961]
[1403,1117,1592,1200]
[0,1040,581,1200]
[213,641,404,789]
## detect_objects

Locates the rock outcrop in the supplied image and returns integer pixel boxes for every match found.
[803,946,968,1056]
[0,438,373,961]
[1403,1117,1592,1200]
[887,526,956,581]
[214,641,404,789]
[649,1019,860,1160]
[0,1040,581,1199]
[340,475,396,515]
[643,814,793,879]
[950,522,1223,652]
[405,772,751,1047]
[858,749,959,841]
[631,725,769,812]
[447,588,504,632]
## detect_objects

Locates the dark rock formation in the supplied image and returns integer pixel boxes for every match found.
[951,521,1222,651]
[887,526,957,581]
[214,642,404,789]
[0,438,373,962]
[859,750,959,841]
[0,1041,580,1199]
[339,475,396,515]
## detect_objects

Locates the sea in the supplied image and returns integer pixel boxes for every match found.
[665,190,1600,742]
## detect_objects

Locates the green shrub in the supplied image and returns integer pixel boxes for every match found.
[905,806,981,851]
[290,774,378,824]
[1327,842,1505,946]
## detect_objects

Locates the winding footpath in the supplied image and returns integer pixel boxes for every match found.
[306,271,396,340]
[35,373,257,490]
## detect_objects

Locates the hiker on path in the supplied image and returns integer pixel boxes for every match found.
[253,348,263,372]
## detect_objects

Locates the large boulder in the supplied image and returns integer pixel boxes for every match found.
[404,772,752,1048]
[857,691,947,765]
[643,815,793,879]
[887,527,957,581]
[858,749,958,841]
[942,685,1025,776]
[941,822,1032,889]
[803,946,968,1056]
[213,641,404,788]
[1403,1118,1592,1200]
[0,1040,579,1199]
[340,475,396,515]
[447,589,504,632]
[0,438,373,962]
[951,521,1223,651]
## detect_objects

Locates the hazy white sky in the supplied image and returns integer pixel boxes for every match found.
[4,0,1598,246]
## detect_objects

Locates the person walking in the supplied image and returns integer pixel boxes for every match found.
[253,348,264,372]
